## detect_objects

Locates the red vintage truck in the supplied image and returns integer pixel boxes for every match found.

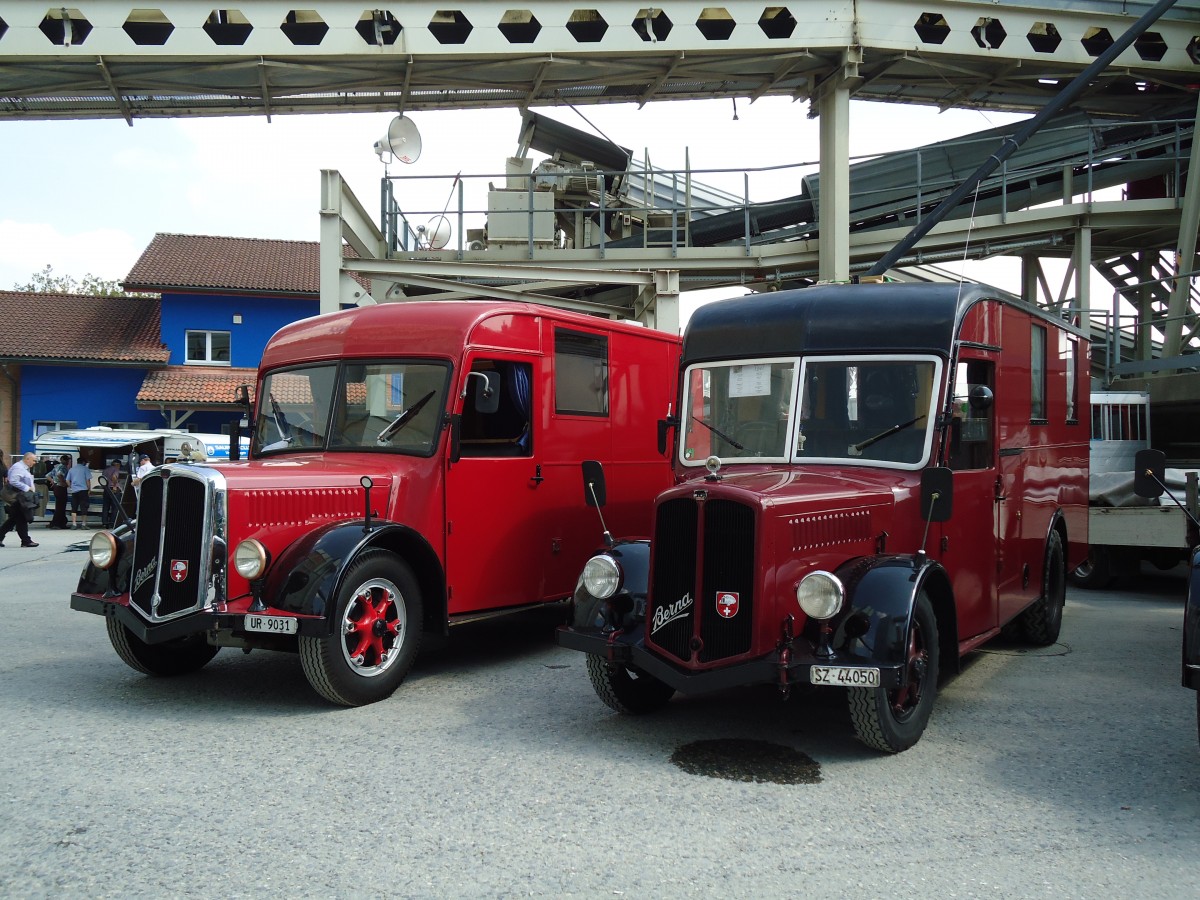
[558,282,1090,752]
[71,300,680,705]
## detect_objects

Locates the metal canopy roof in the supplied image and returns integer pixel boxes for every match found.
[0,1,1197,123]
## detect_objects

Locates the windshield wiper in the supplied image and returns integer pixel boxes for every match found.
[269,395,293,444]
[692,416,745,452]
[377,391,436,444]
[850,415,925,455]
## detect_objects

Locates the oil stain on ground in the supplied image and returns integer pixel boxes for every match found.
[670,738,821,785]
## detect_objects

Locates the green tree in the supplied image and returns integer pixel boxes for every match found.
[13,264,144,298]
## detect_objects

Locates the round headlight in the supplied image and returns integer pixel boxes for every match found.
[580,555,622,599]
[233,539,270,581]
[796,571,844,620]
[89,531,118,570]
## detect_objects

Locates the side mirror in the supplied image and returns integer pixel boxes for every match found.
[968,384,993,412]
[920,466,954,523]
[657,415,678,456]
[1134,448,1166,499]
[582,459,606,508]
[464,371,500,414]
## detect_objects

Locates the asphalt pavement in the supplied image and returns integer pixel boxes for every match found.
[1,523,1198,898]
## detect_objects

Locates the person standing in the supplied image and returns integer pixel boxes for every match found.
[48,454,70,529]
[101,457,122,527]
[66,454,93,529]
[0,451,40,548]
[132,453,154,498]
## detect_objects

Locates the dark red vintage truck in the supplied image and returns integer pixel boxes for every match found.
[558,282,1090,752]
[71,300,680,705]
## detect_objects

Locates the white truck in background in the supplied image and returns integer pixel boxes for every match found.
[1071,391,1199,588]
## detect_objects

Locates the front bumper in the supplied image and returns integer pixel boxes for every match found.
[556,625,906,695]
[71,592,328,643]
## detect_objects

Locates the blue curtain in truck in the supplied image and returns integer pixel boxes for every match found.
[507,363,532,452]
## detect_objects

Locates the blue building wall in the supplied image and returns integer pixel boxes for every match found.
[18,290,318,456]
[19,365,151,453]
[159,292,318,368]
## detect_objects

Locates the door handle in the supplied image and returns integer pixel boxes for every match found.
[531,464,544,486]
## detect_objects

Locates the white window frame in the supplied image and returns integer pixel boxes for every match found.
[185,330,232,366]
[34,420,77,436]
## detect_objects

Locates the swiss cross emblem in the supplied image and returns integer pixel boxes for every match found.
[170,559,189,583]
[716,591,740,619]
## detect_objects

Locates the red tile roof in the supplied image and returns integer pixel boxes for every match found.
[124,233,345,296]
[137,366,258,409]
[0,290,169,365]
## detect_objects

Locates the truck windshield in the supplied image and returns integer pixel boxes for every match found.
[680,355,941,469]
[253,361,449,457]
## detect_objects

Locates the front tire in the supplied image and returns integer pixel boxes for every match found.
[848,590,939,753]
[1019,530,1066,645]
[299,550,423,706]
[106,616,219,676]
[585,655,675,714]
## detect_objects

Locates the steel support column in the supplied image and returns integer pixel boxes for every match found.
[817,51,856,283]
[1164,92,1200,358]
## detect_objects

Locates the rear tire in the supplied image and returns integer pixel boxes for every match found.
[1069,545,1113,589]
[1020,530,1066,645]
[106,615,219,676]
[299,551,423,706]
[585,655,675,714]
[848,590,939,753]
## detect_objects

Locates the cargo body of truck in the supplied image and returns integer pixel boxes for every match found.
[1071,391,1199,588]
[558,282,1090,752]
[71,301,680,705]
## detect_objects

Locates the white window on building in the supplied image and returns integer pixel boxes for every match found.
[34,420,77,436]
[186,330,232,365]
[100,421,151,430]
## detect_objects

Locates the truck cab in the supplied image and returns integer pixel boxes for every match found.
[72,300,680,706]
[558,282,1090,752]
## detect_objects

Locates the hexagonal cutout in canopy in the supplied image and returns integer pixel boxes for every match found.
[566,8,607,43]
[696,8,735,41]
[1027,22,1062,54]
[429,9,473,44]
[499,10,541,44]
[204,9,253,46]
[356,9,401,45]
[914,12,949,45]
[633,8,672,42]
[971,17,1006,50]
[281,9,328,46]
[1134,31,1167,62]
[1081,27,1114,57]
[123,9,174,46]
[758,7,795,40]
[39,7,92,46]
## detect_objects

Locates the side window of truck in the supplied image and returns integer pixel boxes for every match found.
[459,360,533,457]
[948,359,995,471]
[554,328,609,416]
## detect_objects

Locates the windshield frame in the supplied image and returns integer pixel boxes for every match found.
[677,353,945,471]
[251,358,452,459]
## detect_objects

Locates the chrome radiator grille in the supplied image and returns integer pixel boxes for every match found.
[129,468,223,622]
[648,497,756,664]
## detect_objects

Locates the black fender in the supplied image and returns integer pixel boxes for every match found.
[75,523,136,597]
[572,539,651,634]
[831,555,956,673]
[1183,548,1200,690]
[264,520,445,634]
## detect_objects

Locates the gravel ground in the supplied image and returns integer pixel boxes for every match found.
[1,525,1198,898]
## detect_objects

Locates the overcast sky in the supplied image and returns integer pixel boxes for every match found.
[0,97,1026,296]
